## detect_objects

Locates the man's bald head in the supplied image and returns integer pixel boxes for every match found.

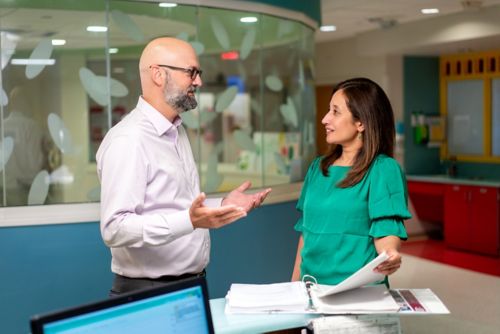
[139,37,196,74]
[138,37,201,120]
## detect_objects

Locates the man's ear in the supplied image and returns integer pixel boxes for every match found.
[151,67,165,87]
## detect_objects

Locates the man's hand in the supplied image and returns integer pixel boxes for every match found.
[222,181,272,212]
[190,192,247,229]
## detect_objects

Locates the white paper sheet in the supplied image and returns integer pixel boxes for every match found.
[314,252,389,298]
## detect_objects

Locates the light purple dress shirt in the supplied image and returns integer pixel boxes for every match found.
[96,97,220,278]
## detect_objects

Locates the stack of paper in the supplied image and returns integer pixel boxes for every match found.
[310,285,400,314]
[225,282,309,314]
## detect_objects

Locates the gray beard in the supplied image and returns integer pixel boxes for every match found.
[165,83,198,113]
[170,93,198,112]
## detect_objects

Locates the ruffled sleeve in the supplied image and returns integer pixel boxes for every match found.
[294,157,321,232]
[368,156,411,239]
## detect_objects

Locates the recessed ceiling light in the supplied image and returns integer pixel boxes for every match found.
[159,3,177,7]
[320,25,336,32]
[240,17,258,23]
[86,26,108,32]
[421,8,439,14]
[51,39,66,46]
[11,58,56,65]
[109,48,119,54]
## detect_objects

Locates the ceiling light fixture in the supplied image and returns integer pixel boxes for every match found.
[421,8,439,14]
[51,39,66,46]
[159,3,177,7]
[320,25,336,32]
[86,26,108,32]
[240,17,258,23]
[11,58,55,65]
[109,48,119,54]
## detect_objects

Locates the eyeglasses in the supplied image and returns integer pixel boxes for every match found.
[152,64,203,80]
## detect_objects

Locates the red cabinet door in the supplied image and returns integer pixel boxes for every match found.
[444,185,470,250]
[469,186,500,255]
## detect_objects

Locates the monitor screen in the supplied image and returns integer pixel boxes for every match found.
[31,277,214,334]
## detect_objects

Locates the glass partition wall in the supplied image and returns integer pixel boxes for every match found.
[0,0,316,210]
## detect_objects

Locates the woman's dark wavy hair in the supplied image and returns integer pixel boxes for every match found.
[320,77,395,188]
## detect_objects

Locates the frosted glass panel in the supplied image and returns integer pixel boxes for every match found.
[492,79,500,156]
[0,0,316,208]
[447,80,484,155]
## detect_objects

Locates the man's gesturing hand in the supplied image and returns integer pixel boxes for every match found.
[222,181,272,212]
[190,192,247,229]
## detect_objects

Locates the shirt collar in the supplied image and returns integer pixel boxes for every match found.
[136,96,182,137]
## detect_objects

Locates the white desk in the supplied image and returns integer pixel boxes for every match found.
[209,298,320,334]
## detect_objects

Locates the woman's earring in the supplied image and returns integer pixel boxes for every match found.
[357,132,363,140]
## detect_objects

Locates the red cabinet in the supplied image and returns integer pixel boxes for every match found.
[407,181,445,224]
[444,184,500,256]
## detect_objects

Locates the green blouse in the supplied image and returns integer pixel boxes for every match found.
[294,154,411,285]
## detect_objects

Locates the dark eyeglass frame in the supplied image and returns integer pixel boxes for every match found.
[152,64,202,80]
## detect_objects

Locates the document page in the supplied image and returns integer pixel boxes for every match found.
[390,289,450,314]
[225,281,309,313]
[315,252,389,298]
[311,285,400,314]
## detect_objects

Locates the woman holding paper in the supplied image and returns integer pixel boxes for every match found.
[292,77,411,286]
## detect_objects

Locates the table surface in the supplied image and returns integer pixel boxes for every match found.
[209,298,320,334]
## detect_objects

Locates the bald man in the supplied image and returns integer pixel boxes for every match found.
[96,38,271,296]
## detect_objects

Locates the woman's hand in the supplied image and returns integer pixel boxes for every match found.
[374,249,402,275]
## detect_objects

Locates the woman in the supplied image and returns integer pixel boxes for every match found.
[292,77,411,286]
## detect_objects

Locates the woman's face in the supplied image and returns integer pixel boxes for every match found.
[321,89,364,146]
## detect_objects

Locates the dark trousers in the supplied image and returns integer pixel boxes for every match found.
[109,270,206,297]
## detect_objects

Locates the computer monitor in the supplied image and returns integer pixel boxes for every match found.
[30,276,215,334]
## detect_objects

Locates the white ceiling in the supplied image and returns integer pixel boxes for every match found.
[316,0,500,43]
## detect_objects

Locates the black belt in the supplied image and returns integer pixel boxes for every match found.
[118,269,206,283]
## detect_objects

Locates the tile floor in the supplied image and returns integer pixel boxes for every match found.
[393,240,500,334]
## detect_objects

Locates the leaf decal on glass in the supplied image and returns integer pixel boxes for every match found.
[215,86,238,112]
[110,77,129,97]
[26,39,53,79]
[308,59,316,80]
[180,111,198,129]
[176,32,189,41]
[250,98,262,115]
[111,10,145,42]
[265,75,283,92]
[0,136,14,172]
[191,41,205,55]
[48,113,74,154]
[240,28,256,60]
[28,170,50,205]
[234,129,256,152]
[210,17,230,50]
[1,32,17,70]
[79,67,128,105]
[0,87,8,107]
[298,60,305,90]
[200,111,217,125]
[79,68,108,106]
[204,151,223,193]
[280,97,298,128]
